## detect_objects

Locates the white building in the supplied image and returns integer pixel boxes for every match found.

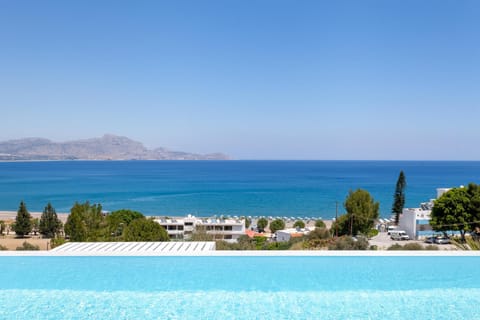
[275,228,312,242]
[155,215,246,243]
[398,188,451,240]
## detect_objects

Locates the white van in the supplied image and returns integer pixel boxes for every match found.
[387,225,397,235]
[390,230,410,241]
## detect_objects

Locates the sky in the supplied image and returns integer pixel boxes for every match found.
[0,0,479,160]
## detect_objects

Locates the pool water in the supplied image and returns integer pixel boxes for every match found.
[0,256,478,319]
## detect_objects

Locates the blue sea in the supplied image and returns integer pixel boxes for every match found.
[0,160,479,218]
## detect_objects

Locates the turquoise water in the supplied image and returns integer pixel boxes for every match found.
[0,256,479,319]
[1,160,479,217]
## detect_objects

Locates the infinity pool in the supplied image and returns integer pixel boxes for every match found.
[0,256,479,319]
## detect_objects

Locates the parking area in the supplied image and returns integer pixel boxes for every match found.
[369,232,456,250]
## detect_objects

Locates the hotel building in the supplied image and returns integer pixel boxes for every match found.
[155,215,246,242]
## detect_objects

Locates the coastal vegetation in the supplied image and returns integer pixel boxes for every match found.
[256,217,268,232]
[293,220,305,228]
[13,201,32,238]
[331,189,379,236]
[123,218,169,241]
[392,171,406,225]
[387,243,438,251]
[62,202,169,242]
[451,237,480,250]
[328,236,369,250]
[39,203,63,238]
[314,220,325,228]
[430,183,480,241]
[16,241,40,251]
[269,219,285,234]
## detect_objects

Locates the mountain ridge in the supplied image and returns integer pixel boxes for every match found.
[0,134,230,160]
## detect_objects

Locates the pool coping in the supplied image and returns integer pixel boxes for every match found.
[1,250,480,256]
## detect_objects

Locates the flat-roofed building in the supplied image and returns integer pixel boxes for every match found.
[155,215,245,242]
[275,228,312,242]
[399,188,451,240]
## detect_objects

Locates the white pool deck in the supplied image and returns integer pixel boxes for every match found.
[0,241,480,256]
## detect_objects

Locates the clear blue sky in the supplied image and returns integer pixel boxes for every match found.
[1,1,479,159]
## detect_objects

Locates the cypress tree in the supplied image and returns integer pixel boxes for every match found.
[392,171,406,225]
[13,201,32,238]
[39,203,63,238]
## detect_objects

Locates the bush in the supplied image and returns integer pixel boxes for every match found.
[256,218,268,232]
[402,243,423,250]
[16,241,40,251]
[307,228,331,240]
[303,228,332,249]
[314,220,326,228]
[189,225,214,241]
[293,220,305,229]
[266,241,291,250]
[387,243,438,250]
[367,229,379,238]
[328,236,369,250]
[242,217,251,229]
[123,218,169,241]
[50,237,66,249]
[0,244,7,251]
[216,235,257,250]
[387,243,404,250]
[253,236,268,250]
[269,219,285,234]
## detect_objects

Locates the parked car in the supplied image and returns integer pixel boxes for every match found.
[390,230,410,241]
[471,232,480,241]
[435,237,450,244]
[424,236,436,244]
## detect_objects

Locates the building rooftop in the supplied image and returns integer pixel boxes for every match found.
[49,241,216,255]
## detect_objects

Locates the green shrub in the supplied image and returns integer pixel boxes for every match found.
[253,236,268,250]
[0,244,8,251]
[387,243,438,250]
[328,236,368,250]
[402,243,423,250]
[50,237,66,249]
[307,228,331,240]
[123,218,169,241]
[266,241,291,250]
[16,241,40,251]
[314,220,326,228]
[367,229,379,238]
[215,236,256,250]
[293,220,305,229]
[269,219,285,234]
[387,243,403,250]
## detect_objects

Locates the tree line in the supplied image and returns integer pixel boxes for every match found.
[9,201,169,242]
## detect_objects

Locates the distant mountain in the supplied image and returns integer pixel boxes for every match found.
[0,134,230,160]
